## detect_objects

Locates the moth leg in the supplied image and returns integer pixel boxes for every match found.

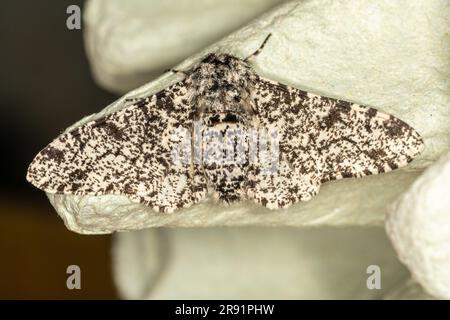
[244,33,272,62]
[165,68,188,75]
[124,97,147,105]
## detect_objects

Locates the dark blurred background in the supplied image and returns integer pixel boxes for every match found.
[0,0,118,299]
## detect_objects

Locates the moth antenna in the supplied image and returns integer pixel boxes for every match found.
[244,33,272,62]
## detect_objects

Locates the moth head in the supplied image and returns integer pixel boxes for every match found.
[189,53,256,118]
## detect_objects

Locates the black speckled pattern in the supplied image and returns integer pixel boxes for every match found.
[27,52,424,213]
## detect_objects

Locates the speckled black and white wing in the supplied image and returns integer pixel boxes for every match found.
[248,75,424,209]
[26,80,207,213]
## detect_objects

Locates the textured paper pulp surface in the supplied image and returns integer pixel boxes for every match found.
[48,0,450,234]
[386,150,450,299]
[70,0,450,300]
[112,227,410,299]
[84,0,287,93]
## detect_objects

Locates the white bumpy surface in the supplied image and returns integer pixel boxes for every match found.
[84,0,286,93]
[45,0,450,299]
[113,227,411,299]
[386,150,450,299]
[49,0,449,233]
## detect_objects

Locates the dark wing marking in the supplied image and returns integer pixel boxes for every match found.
[248,75,423,209]
[246,116,325,209]
[27,79,207,213]
[200,118,250,203]
[247,156,324,210]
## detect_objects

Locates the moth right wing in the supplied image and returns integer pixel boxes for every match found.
[27,79,207,213]
[247,77,325,209]
[248,75,423,209]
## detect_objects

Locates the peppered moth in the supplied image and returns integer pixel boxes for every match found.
[27,34,424,213]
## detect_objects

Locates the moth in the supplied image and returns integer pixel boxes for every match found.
[27,34,424,213]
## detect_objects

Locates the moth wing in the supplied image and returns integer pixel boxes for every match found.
[313,98,424,181]
[247,154,323,209]
[248,76,423,208]
[27,80,207,213]
[247,76,324,208]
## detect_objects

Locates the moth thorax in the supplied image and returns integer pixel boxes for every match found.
[200,114,249,169]
[203,112,246,126]
[198,90,254,120]
[197,109,249,163]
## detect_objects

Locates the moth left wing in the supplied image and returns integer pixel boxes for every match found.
[27,80,208,213]
[248,75,424,208]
